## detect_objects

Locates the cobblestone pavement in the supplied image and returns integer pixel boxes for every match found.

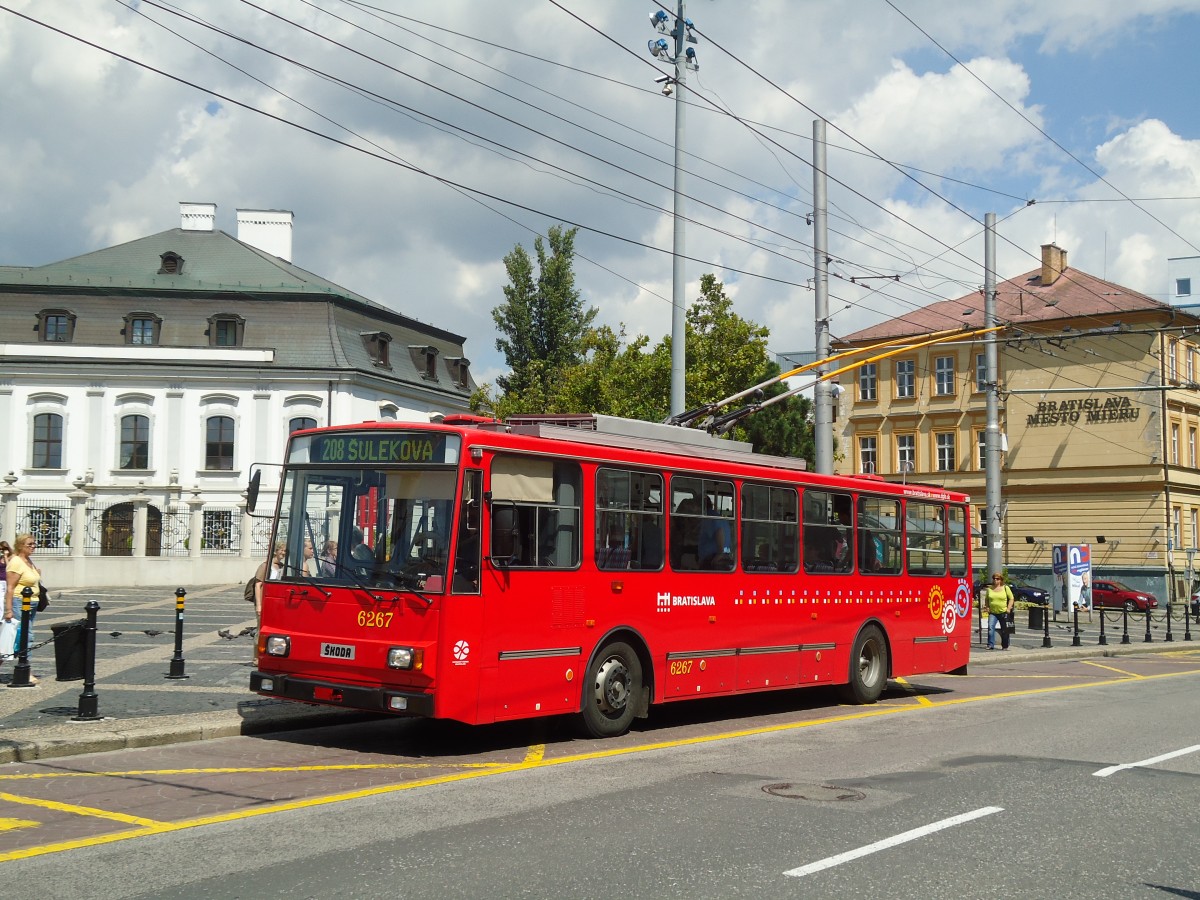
[0,586,1194,763]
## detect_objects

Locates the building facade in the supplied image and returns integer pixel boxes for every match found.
[833,244,1200,603]
[0,203,475,588]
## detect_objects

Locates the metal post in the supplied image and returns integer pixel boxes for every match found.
[1165,602,1174,642]
[1072,604,1081,647]
[1144,607,1153,643]
[1185,601,1193,641]
[983,213,1004,578]
[1041,603,1052,648]
[668,0,688,417]
[73,600,101,721]
[813,118,832,474]
[1120,603,1131,644]
[9,586,34,688]
[1097,606,1107,646]
[166,587,189,679]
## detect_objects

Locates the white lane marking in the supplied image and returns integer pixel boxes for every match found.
[1093,744,1200,778]
[784,806,1003,879]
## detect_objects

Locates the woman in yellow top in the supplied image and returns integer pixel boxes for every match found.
[6,533,42,682]
[982,571,1015,651]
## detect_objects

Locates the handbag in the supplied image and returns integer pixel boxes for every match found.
[37,583,50,612]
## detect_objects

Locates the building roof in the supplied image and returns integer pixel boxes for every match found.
[838,260,1192,343]
[0,224,474,396]
[2,226,365,295]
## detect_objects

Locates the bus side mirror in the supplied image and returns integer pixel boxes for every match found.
[247,469,261,513]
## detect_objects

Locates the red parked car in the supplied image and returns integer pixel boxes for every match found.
[1091,580,1158,612]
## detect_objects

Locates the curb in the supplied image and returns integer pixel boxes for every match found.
[968,640,1196,667]
[0,704,381,765]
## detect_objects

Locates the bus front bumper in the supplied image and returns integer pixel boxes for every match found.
[250,671,434,716]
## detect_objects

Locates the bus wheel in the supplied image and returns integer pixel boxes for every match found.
[839,624,888,705]
[580,641,642,738]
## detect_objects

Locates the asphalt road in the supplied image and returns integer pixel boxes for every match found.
[1,646,1198,897]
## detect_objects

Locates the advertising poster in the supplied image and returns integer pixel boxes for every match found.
[1050,543,1092,611]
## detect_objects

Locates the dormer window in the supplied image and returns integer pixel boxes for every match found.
[208,314,244,347]
[446,356,471,388]
[158,251,184,275]
[362,331,392,368]
[409,344,439,381]
[37,308,76,343]
[124,312,162,345]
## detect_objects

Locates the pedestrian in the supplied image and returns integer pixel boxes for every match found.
[6,533,42,682]
[982,571,1015,651]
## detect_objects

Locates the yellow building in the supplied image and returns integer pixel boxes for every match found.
[833,244,1200,603]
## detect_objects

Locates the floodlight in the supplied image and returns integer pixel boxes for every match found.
[648,38,670,58]
[650,10,669,31]
[684,46,698,69]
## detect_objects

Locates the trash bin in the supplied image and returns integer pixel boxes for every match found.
[1028,606,1044,631]
[52,619,87,681]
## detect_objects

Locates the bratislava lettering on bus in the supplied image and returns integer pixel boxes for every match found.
[656,591,716,612]
[1026,396,1140,427]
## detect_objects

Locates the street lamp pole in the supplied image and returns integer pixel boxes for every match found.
[648,3,699,417]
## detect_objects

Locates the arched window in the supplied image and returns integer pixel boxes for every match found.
[120,414,150,469]
[289,416,317,434]
[205,416,235,470]
[32,413,63,468]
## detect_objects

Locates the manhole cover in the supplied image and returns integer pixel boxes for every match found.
[762,782,865,802]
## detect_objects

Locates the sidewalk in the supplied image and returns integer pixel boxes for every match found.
[0,586,1195,764]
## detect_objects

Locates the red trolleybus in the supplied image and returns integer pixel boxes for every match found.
[250,414,973,737]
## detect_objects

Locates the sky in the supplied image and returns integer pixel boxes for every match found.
[2,0,1200,391]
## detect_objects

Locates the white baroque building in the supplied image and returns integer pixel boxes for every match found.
[0,202,474,588]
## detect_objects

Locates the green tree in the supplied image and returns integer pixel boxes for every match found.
[491,226,596,405]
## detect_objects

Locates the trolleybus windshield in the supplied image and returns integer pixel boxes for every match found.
[275,432,461,593]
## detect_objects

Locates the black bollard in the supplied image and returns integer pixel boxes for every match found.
[1098,606,1107,646]
[1185,603,1193,642]
[9,586,35,688]
[73,600,102,721]
[1042,603,1052,648]
[1072,604,1082,647]
[1165,602,1174,642]
[165,587,189,680]
[1143,607,1153,642]
[1121,602,1131,644]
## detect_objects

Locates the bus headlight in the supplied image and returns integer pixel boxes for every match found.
[388,646,423,670]
[265,635,291,657]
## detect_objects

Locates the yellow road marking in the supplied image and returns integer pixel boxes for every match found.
[2,662,1198,864]
[0,818,39,832]
[0,793,165,828]
[523,744,545,763]
[1081,660,1143,677]
[893,677,933,706]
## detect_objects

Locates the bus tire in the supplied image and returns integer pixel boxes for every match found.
[839,624,888,705]
[580,641,642,738]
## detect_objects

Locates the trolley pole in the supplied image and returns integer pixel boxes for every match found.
[73,600,101,721]
[166,587,189,680]
[9,586,34,688]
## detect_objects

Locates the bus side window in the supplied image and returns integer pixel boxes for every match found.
[490,503,520,565]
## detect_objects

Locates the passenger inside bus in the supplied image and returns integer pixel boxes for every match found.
[697,499,734,570]
[597,524,631,570]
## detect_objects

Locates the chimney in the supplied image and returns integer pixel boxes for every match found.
[1041,243,1067,286]
[236,208,294,262]
[180,201,216,232]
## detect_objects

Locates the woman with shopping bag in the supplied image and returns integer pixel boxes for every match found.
[5,534,42,682]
